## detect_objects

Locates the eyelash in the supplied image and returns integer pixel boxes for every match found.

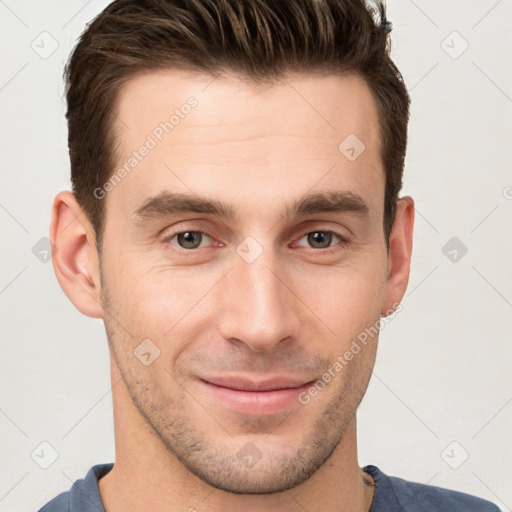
[162,228,349,255]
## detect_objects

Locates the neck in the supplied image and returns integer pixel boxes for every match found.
[99,364,374,512]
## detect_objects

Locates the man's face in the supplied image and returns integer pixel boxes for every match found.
[99,70,391,493]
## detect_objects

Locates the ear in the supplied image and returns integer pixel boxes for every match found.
[50,191,104,318]
[381,196,414,316]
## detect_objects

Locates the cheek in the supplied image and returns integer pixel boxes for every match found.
[107,241,387,346]
[294,259,387,337]
[113,261,221,339]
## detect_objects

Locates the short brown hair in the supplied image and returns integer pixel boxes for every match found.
[64,0,410,250]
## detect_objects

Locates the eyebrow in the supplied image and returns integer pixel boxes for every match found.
[132,190,370,224]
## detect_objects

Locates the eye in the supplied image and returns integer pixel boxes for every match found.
[296,231,345,250]
[167,230,213,250]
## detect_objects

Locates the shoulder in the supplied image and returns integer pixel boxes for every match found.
[387,474,501,511]
[38,492,70,512]
[364,465,501,512]
[37,463,113,512]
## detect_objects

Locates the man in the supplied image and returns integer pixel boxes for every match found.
[40,0,500,510]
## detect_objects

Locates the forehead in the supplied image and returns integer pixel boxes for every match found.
[108,69,384,222]
[114,68,381,145]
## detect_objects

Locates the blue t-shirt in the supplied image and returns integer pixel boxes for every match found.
[37,463,500,511]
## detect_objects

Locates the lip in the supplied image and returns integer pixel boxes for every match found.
[198,375,315,416]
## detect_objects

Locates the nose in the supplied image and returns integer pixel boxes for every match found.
[216,246,301,353]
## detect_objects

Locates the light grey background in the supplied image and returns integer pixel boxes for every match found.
[1,1,511,511]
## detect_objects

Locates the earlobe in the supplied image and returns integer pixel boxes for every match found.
[381,196,414,316]
[50,191,104,319]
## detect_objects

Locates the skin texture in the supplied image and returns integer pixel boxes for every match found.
[51,70,414,512]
